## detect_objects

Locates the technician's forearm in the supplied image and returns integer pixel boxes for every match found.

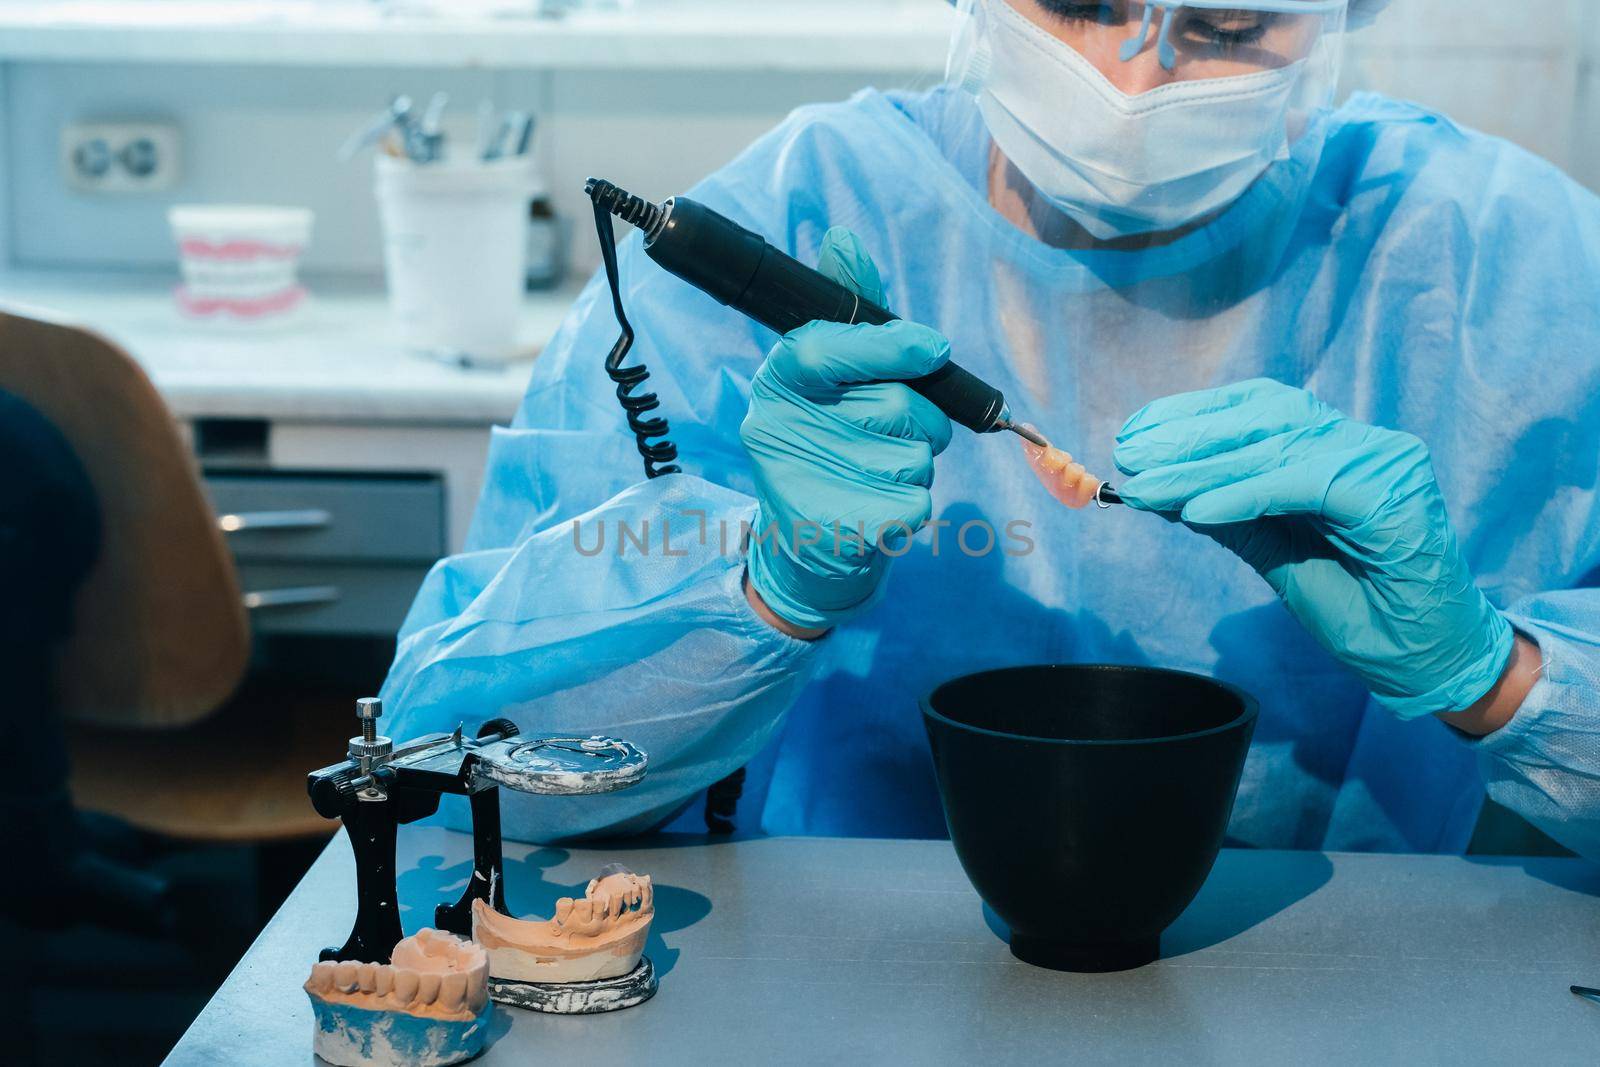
[744,574,830,640]
[1437,633,1542,737]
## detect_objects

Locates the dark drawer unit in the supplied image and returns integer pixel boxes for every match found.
[204,471,445,636]
[206,471,445,563]
[232,562,431,636]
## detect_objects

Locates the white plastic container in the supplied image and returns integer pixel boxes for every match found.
[375,155,537,363]
[168,204,313,322]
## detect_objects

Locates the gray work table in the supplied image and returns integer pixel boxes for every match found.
[167,827,1600,1065]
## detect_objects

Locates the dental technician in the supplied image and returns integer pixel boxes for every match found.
[382,0,1600,858]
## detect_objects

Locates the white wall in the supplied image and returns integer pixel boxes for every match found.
[1343,0,1594,175]
[1,0,1595,278]
[0,60,925,275]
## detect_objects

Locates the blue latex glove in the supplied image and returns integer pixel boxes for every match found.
[741,227,954,631]
[1113,378,1514,719]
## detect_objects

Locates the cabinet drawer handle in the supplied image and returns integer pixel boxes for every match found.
[219,508,332,533]
[242,586,341,610]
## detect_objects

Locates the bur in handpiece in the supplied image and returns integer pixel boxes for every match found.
[1015,423,1125,508]
[997,417,1050,449]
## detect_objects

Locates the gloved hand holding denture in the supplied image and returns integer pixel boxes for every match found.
[1111,378,1516,719]
[740,227,954,634]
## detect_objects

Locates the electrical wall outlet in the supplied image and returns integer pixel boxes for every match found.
[60,121,181,193]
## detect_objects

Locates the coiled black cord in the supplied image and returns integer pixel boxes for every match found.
[586,178,679,479]
[587,177,664,238]
[586,177,747,834]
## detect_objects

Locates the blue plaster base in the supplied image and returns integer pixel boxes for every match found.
[308,995,491,1067]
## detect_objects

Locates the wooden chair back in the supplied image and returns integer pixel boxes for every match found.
[0,310,248,727]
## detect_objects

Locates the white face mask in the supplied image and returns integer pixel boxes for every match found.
[951,0,1319,239]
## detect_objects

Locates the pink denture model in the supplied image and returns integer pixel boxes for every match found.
[473,866,654,985]
[1019,427,1105,509]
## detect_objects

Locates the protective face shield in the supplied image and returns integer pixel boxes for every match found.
[948,0,1349,240]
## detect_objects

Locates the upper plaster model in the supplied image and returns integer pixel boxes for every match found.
[472,864,654,984]
[304,928,492,1067]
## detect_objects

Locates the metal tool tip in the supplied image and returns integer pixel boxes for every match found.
[1095,483,1124,509]
[1002,420,1051,449]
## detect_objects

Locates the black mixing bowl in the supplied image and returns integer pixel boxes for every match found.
[922,664,1257,972]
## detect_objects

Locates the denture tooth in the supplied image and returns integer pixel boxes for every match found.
[374,965,394,998]
[564,900,596,934]
[307,961,337,993]
[333,961,360,993]
[355,962,376,993]
[393,968,420,1006]
[555,897,574,925]
[1059,464,1087,506]
[417,971,442,1004]
[642,878,653,910]
[438,972,467,1013]
[465,961,488,1011]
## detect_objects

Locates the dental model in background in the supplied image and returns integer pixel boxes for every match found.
[168,204,312,322]
[473,864,654,984]
[304,928,491,1067]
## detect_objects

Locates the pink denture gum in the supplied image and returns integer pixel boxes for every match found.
[1019,426,1103,509]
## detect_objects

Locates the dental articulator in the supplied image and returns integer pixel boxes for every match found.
[304,698,658,1067]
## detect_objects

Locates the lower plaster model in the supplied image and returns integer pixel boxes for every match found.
[304,928,491,1067]
[472,864,654,984]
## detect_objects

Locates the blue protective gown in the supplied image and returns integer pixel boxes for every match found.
[381,87,1600,857]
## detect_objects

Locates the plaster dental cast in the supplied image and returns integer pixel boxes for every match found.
[473,864,655,984]
[379,0,1600,858]
[304,929,491,1067]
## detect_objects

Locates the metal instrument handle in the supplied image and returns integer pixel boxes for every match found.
[242,585,340,610]
[218,508,332,533]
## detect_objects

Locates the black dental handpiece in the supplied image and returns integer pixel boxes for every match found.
[585,179,1047,447]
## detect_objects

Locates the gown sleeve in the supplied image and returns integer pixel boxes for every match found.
[378,122,836,842]
[1473,594,1600,859]
[1447,133,1600,861]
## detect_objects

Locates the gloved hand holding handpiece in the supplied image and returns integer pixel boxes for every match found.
[741,227,954,636]
[1112,378,1526,721]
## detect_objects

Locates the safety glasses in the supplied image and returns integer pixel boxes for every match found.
[1117,1,1347,69]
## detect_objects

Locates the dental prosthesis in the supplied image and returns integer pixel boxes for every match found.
[1020,430,1106,509]
[473,864,655,985]
[304,928,491,1067]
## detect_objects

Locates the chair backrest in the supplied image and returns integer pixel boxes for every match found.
[0,309,248,727]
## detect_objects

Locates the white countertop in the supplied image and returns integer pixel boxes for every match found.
[168,830,1600,1065]
[0,270,581,425]
[0,0,953,72]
